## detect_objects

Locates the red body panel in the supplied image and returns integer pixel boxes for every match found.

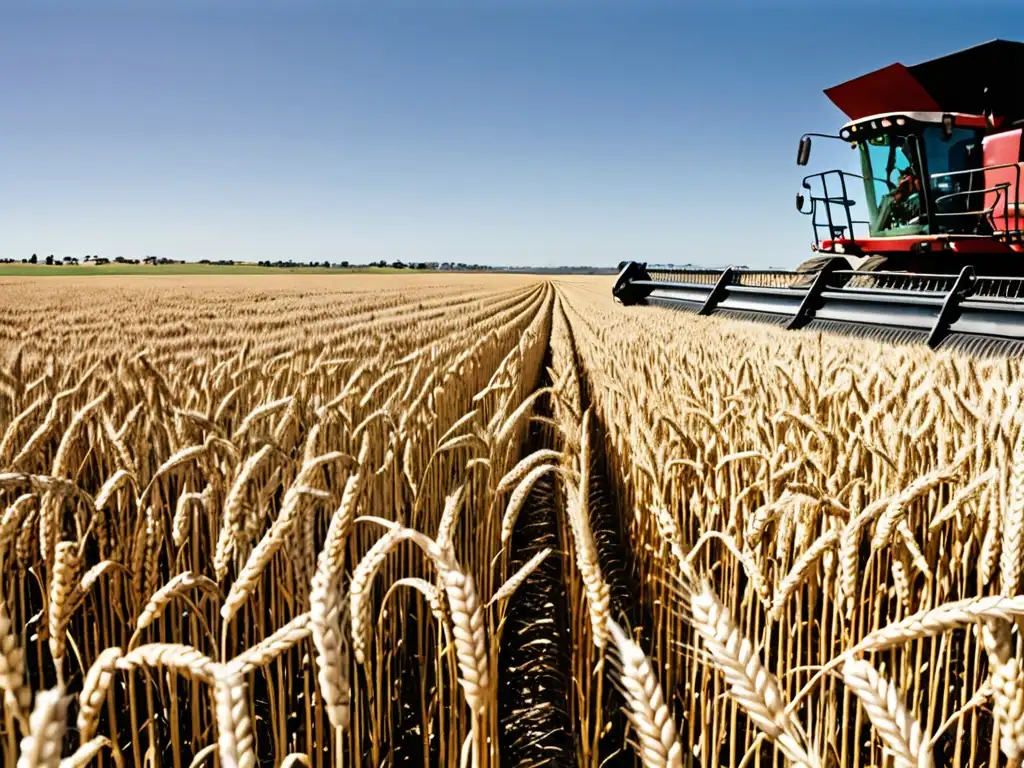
[820,235,1020,255]
[824,63,941,120]
[957,114,992,129]
[983,129,1023,233]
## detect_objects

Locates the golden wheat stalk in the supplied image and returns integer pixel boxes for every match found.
[842,658,932,768]
[607,619,683,768]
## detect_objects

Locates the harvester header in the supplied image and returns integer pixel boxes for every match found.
[613,39,1024,357]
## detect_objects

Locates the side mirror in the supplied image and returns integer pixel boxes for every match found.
[797,136,812,166]
[796,192,805,211]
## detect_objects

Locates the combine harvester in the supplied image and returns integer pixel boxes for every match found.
[614,39,1024,356]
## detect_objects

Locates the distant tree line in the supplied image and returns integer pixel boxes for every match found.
[6,254,185,266]
[253,260,484,271]
[1,254,82,265]
[4,254,519,272]
[256,260,330,269]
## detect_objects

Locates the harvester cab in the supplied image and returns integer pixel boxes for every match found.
[612,40,1024,357]
[795,39,1024,275]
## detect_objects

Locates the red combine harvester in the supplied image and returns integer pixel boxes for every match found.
[613,40,1024,356]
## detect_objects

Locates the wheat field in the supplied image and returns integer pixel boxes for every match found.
[0,272,1022,768]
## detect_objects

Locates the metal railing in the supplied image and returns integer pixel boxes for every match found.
[799,170,871,245]
[928,162,1023,238]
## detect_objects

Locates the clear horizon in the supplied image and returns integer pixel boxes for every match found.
[4,1,1023,269]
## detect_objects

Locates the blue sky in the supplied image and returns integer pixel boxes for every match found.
[3,1,1023,268]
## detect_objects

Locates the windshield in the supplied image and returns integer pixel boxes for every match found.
[857,125,985,237]
[859,133,926,236]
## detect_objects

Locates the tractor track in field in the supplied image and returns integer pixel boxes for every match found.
[559,298,654,768]
[487,293,660,767]
[495,294,658,767]
[496,302,576,767]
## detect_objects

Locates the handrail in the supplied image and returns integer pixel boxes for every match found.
[800,170,863,244]
[933,184,1008,203]
[929,162,1022,234]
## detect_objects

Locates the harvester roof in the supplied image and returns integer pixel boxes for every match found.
[824,39,1024,125]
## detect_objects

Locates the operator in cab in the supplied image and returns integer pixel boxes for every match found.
[877,137,924,230]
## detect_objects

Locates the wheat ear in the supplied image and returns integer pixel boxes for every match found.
[221,484,331,623]
[59,736,111,768]
[981,617,1024,763]
[771,529,840,621]
[136,572,220,634]
[360,518,492,717]
[116,643,217,683]
[690,579,819,767]
[500,464,564,545]
[233,395,293,439]
[309,562,348,729]
[214,669,257,768]
[216,444,276,578]
[1003,428,1024,596]
[0,494,33,557]
[853,595,1024,654]
[745,497,790,547]
[435,549,490,716]
[842,658,932,768]
[436,482,468,553]
[229,612,312,676]
[309,448,368,730]
[17,685,68,768]
[0,595,30,720]
[488,547,553,607]
[928,468,994,533]
[350,525,410,665]
[496,449,564,494]
[648,504,692,582]
[607,619,683,768]
[172,491,206,548]
[93,468,137,512]
[871,445,972,549]
[77,647,122,741]
[48,542,79,665]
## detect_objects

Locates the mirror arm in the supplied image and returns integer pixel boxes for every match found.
[797,132,848,166]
